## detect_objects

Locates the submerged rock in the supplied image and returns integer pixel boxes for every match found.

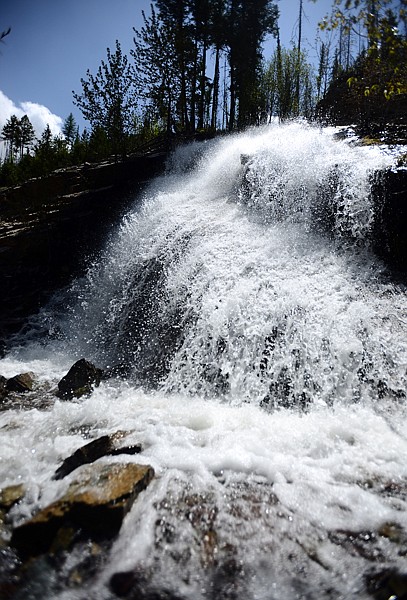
[0,484,25,511]
[0,484,25,547]
[57,358,103,399]
[11,462,154,559]
[53,432,143,480]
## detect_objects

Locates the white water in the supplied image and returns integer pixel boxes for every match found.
[1,123,407,599]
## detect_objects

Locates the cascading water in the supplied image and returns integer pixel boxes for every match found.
[1,122,407,599]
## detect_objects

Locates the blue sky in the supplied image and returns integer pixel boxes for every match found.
[0,0,334,140]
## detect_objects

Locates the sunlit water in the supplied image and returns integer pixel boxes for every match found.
[1,122,407,599]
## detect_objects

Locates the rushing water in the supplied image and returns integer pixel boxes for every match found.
[1,122,407,599]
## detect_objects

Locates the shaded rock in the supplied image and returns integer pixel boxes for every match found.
[53,432,143,480]
[109,568,150,598]
[0,152,169,339]
[11,462,154,559]
[57,359,103,399]
[365,568,407,599]
[6,372,34,393]
[0,375,8,401]
[372,168,407,272]
[0,484,25,548]
[109,568,186,600]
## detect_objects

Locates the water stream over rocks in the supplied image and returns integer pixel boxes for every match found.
[1,122,407,599]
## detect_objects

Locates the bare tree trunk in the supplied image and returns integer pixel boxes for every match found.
[211,46,220,130]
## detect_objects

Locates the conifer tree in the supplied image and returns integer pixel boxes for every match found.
[73,40,137,158]
[62,113,78,148]
[18,115,35,159]
[1,115,21,162]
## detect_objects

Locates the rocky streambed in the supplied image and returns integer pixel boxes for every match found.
[0,359,407,600]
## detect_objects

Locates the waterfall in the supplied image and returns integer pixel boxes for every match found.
[1,122,406,599]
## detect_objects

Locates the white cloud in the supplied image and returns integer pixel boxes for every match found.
[0,90,63,138]
[20,101,63,138]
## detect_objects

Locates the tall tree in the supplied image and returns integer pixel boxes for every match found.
[1,115,21,162]
[62,113,78,148]
[18,115,35,158]
[226,0,278,129]
[73,40,137,158]
[132,6,179,134]
[261,44,315,120]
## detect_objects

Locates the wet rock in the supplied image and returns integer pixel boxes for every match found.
[109,569,186,600]
[378,521,407,546]
[328,529,385,562]
[53,431,143,480]
[6,372,34,393]
[365,568,407,599]
[11,462,154,559]
[57,359,103,399]
[109,568,150,598]
[0,484,25,547]
[0,484,25,511]
[211,554,247,600]
[0,375,8,401]
[372,168,407,272]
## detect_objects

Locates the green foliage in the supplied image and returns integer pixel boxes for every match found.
[62,113,78,148]
[1,115,21,162]
[261,43,315,120]
[132,0,278,132]
[315,0,407,131]
[73,40,137,158]
[319,0,407,96]
[227,0,279,128]
[0,119,86,187]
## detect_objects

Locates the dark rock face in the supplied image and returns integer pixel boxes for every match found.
[365,568,407,600]
[0,375,7,401]
[372,168,407,272]
[0,153,168,339]
[57,358,103,399]
[11,462,154,559]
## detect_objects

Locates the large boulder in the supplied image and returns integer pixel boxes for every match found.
[57,359,103,399]
[11,462,154,558]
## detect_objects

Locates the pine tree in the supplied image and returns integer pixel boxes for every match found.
[73,40,137,158]
[62,113,78,148]
[226,0,278,129]
[18,115,35,159]
[1,115,21,162]
[132,6,179,134]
